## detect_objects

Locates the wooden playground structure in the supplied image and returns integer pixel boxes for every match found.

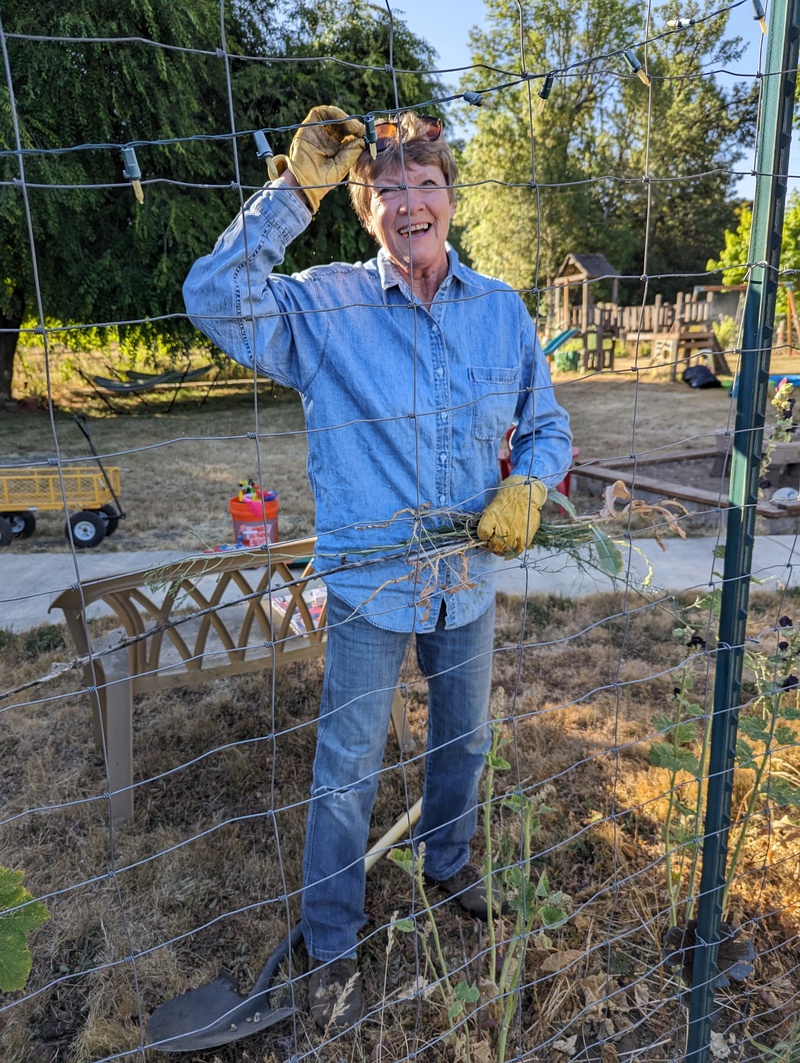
[549,253,735,377]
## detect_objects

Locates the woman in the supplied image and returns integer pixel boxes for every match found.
[184,107,572,1031]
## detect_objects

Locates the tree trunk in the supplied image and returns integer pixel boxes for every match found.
[0,312,22,405]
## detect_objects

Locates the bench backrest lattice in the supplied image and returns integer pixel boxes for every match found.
[50,536,411,823]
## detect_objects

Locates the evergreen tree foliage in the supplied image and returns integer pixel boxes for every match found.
[0,0,442,400]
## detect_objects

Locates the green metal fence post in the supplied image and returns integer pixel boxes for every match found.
[686,1,800,1059]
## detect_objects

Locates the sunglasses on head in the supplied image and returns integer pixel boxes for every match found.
[373,115,443,153]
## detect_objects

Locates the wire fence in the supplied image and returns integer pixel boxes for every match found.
[1,2,799,1062]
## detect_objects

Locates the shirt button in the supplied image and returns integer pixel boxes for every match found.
[437,367,444,377]
[439,452,447,463]
[440,411,448,421]
[439,494,446,504]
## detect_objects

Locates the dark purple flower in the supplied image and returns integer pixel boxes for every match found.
[783,675,799,690]
[779,616,794,628]
[779,641,790,652]
[687,634,707,649]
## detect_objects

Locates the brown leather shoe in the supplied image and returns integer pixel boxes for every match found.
[426,861,495,918]
[308,957,363,1031]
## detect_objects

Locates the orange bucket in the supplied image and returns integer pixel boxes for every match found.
[228,493,279,547]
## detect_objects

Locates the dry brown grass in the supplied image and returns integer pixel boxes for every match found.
[2,586,799,1062]
[2,346,800,1061]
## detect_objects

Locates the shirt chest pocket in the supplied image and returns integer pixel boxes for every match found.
[469,366,521,441]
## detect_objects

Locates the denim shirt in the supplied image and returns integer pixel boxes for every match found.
[183,184,572,633]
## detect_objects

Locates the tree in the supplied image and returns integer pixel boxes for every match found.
[0,0,442,402]
[1,0,233,401]
[616,0,755,300]
[453,0,754,311]
[454,0,641,302]
[707,190,800,315]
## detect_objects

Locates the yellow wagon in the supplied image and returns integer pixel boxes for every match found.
[0,464,124,548]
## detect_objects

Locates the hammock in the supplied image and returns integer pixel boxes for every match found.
[80,364,214,413]
[90,364,212,393]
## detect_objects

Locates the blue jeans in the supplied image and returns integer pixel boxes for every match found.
[301,591,496,961]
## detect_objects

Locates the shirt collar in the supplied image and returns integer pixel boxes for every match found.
[376,244,468,295]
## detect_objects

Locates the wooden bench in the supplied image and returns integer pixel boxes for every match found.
[50,536,412,823]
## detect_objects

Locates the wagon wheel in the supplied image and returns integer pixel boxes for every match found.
[7,511,36,538]
[66,511,106,549]
[0,516,12,547]
[99,504,121,536]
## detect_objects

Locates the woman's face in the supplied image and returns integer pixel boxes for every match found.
[364,160,455,284]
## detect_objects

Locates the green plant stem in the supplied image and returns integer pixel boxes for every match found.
[662,660,708,927]
[496,921,536,1063]
[412,858,451,1011]
[495,795,533,1063]
[413,854,472,1061]
[722,690,782,915]
[417,886,449,998]
[484,727,499,981]
[663,765,681,927]
[685,697,712,922]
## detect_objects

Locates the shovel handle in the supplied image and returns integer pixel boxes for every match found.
[364,797,422,871]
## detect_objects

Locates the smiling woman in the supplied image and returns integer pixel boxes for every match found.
[347,112,458,304]
[362,163,455,304]
[182,102,572,1032]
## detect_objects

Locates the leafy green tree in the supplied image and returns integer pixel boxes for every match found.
[453,0,754,310]
[706,201,754,285]
[707,190,800,315]
[455,0,642,302]
[618,0,755,300]
[0,0,442,402]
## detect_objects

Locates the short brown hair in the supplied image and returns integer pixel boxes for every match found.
[348,112,458,229]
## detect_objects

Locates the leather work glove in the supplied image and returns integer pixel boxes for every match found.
[477,475,548,556]
[273,105,365,213]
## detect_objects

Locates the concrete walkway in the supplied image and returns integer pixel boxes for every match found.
[495,532,800,600]
[3,535,798,633]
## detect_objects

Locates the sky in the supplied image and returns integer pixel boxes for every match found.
[385,0,784,201]
[389,0,766,80]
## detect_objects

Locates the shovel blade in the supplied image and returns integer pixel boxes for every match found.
[147,971,296,1052]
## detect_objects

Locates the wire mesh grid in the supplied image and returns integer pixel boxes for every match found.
[1,1,799,1062]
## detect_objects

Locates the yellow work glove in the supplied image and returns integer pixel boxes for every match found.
[273,105,365,213]
[477,475,548,556]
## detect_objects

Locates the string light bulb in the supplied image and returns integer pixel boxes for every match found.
[667,16,695,28]
[363,114,378,159]
[463,91,486,107]
[538,72,555,113]
[623,48,651,87]
[254,131,279,181]
[751,0,767,34]
[120,147,144,205]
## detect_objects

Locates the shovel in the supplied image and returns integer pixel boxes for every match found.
[147,798,421,1052]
